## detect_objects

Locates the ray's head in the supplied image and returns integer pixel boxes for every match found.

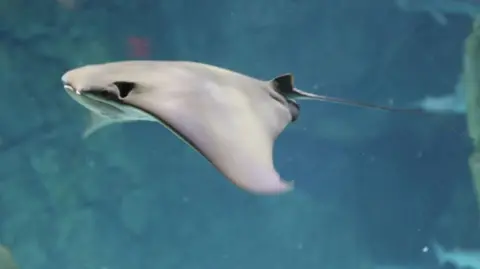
[61,63,141,119]
[62,63,136,101]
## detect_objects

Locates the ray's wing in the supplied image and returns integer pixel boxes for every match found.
[121,83,293,194]
[83,112,118,138]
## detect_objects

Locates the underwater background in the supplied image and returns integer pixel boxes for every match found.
[1,0,479,268]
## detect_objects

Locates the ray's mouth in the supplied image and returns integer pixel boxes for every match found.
[63,83,81,95]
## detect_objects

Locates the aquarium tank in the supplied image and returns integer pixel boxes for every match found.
[1,0,479,268]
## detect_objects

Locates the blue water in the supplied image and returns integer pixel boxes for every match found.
[0,0,477,269]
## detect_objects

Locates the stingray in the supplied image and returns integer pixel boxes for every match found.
[61,60,416,195]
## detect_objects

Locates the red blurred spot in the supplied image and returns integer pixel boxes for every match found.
[127,36,150,58]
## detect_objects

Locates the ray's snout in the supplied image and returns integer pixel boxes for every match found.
[61,74,80,95]
[61,73,69,86]
[63,84,80,95]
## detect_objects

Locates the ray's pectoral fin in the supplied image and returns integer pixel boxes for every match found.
[270,74,423,113]
[116,83,293,195]
[82,81,140,139]
[83,112,115,138]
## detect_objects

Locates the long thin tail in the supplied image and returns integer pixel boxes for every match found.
[293,87,424,113]
[270,74,424,113]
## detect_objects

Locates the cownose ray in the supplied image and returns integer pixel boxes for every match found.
[61,60,419,195]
